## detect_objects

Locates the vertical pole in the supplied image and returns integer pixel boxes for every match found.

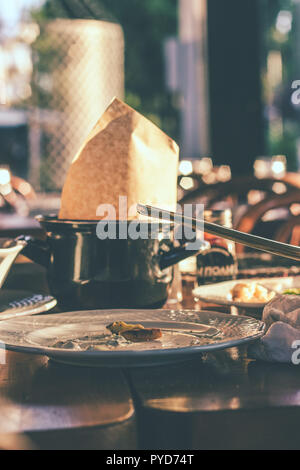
[178,0,210,158]
[207,0,265,174]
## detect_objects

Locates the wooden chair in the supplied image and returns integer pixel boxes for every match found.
[179,176,297,209]
[235,189,300,253]
[275,215,300,245]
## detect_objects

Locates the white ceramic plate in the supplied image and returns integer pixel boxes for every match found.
[0,290,57,320]
[0,309,265,367]
[193,276,300,309]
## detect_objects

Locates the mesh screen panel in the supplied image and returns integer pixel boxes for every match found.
[29,19,124,190]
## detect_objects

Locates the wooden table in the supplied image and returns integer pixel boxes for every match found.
[1,263,300,450]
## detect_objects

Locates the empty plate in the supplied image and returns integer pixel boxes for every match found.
[0,309,265,367]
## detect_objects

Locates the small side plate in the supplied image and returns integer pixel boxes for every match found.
[0,290,57,321]
[193,276,300,309]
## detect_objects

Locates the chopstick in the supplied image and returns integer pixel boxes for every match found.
[136,203,300,262]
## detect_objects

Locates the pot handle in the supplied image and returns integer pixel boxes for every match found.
[16,235,50,268]
[159,239,210,270]
[0,238,28,289]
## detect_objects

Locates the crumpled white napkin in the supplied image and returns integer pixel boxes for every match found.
[248,294,300,363]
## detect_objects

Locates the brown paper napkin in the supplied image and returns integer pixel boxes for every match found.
[59,97,179,220]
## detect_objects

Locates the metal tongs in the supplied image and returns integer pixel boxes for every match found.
[137,203,300,262]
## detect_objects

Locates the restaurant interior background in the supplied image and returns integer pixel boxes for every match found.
[2,0,300,452]
[0,0,300,239]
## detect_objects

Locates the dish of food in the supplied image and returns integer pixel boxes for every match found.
[0,309,264,367]
[230,282,275,303]
[193,276,300,309]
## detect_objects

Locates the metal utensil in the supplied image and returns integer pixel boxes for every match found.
[137,203,300,262]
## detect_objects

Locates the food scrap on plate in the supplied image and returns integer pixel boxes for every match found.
[106,321,162,342]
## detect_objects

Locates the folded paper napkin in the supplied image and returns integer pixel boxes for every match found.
[59,97,179,220]
[248,294,300,363]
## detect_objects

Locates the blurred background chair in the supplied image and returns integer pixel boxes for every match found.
[275,215,300,245]
[178,170,300,253]
[179,172,300,226]
[179,175,298,208]
[235,189,300,252]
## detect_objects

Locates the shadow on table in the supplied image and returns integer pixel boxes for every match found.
[128,349,300,450]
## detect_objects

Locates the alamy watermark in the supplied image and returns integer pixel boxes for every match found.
[291,340,300,365]
[291,80,300,105]
[95,197,204,251]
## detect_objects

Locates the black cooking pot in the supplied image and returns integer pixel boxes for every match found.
[18,215,208,310]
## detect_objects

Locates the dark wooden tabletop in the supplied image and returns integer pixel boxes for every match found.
[0,262,300,450]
